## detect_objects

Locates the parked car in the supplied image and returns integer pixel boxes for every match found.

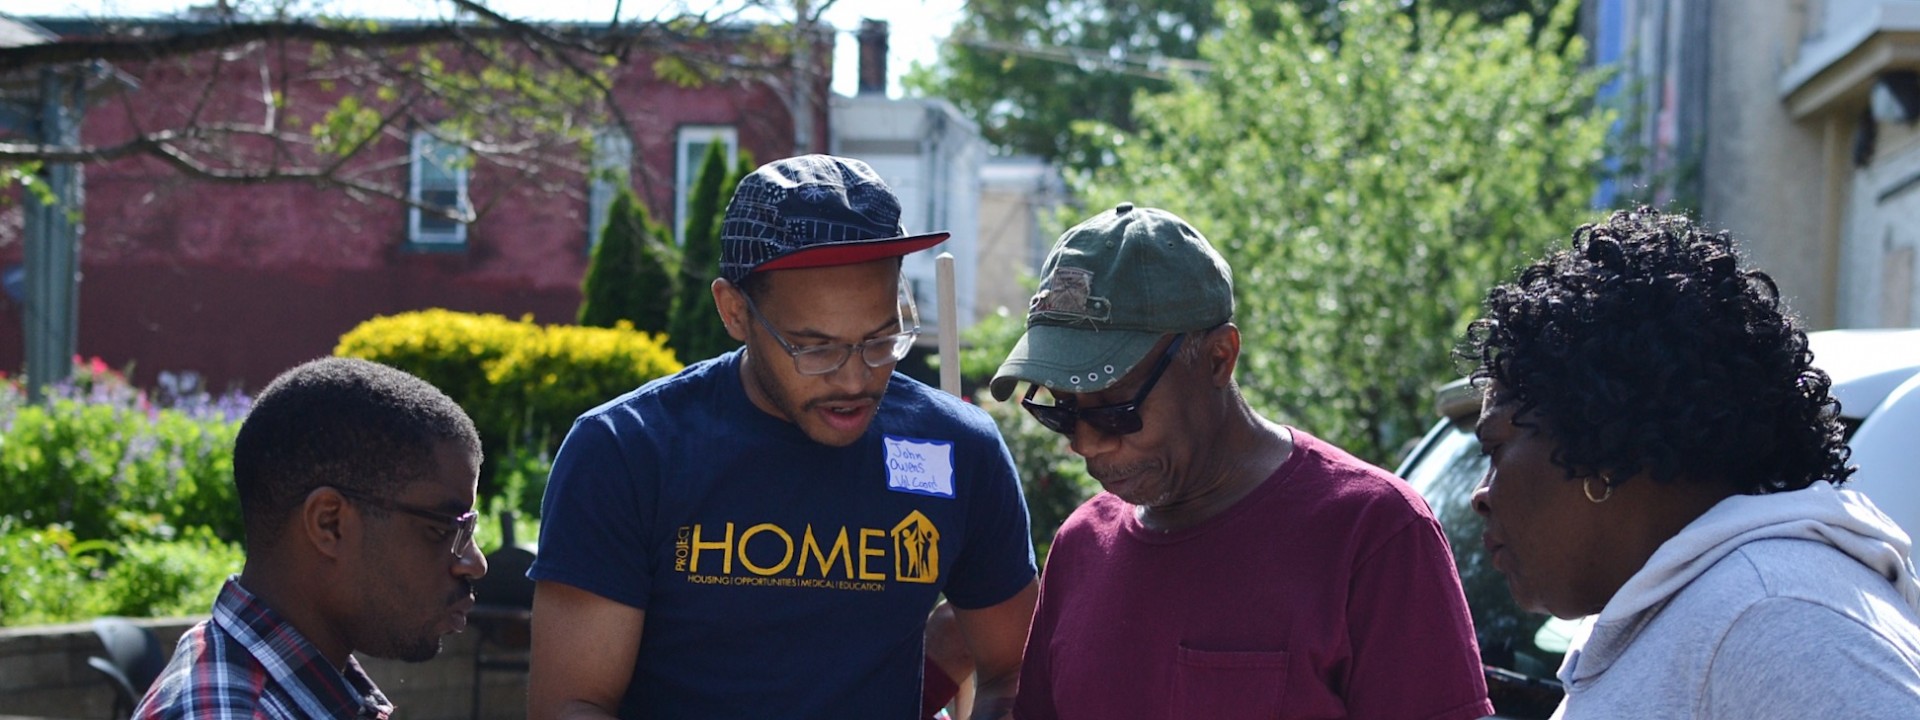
[1394,328,1920,719]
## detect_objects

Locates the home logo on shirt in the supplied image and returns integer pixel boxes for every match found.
[674,510,941,591]
[893,511,939,583]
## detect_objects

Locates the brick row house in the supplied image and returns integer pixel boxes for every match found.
[0,15,832,391]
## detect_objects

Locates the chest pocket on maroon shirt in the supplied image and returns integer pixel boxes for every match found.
[1171,645,1290,719]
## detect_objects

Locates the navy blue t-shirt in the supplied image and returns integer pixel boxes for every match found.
[529,349,1037,718]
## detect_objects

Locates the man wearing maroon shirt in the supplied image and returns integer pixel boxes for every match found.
[990,204,1492,720]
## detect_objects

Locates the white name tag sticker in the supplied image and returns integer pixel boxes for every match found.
[883,435,956,498]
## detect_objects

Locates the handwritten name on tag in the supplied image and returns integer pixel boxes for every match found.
[884,435,955,498]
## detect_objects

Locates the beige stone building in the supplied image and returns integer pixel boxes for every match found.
[975,157,1068,319]
[1608,0,1920,329]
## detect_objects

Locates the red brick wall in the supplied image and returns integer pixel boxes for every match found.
[0,23,828,391]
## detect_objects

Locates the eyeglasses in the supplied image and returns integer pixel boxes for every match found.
[330,486,478,558]
[1022,333,1186,437]
[740,277,921,376]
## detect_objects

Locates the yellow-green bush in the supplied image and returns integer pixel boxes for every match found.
[485,320,683,448]
[334,309,535,417]
[334,310,683,452]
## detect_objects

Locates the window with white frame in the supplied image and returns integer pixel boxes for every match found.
[675,125,738,245]
[587,126,635,248]
[409,130,471,246]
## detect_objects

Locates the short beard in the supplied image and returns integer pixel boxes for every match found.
[747,347,804,424]
[388,635,444,664]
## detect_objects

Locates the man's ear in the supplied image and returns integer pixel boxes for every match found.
[713,278,749,343]
[1206,324,1241,387]
[301,487,350,561]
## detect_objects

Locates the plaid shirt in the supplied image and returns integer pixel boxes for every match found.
[134,577,394,720]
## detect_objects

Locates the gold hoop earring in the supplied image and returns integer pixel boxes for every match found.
[1584,475,1615,504]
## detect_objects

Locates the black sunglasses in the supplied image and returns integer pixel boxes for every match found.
[1022,334,1186,437]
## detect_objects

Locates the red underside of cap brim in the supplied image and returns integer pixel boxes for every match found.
[752,232,951,274]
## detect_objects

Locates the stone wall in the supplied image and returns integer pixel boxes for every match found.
[0,617,527,720]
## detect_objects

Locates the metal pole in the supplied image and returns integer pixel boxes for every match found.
[22,66,83,401]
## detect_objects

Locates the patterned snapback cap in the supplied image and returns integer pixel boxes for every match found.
[718,154,950,284]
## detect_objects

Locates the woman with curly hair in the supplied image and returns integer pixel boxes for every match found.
[1465,207,1920,718]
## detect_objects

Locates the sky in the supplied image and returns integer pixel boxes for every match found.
[3,0,967,97]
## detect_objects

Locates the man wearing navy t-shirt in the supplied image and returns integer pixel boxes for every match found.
[526,155,1039,720]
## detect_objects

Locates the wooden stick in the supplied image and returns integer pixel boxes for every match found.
[936,252,961,397]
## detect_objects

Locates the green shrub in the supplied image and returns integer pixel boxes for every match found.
[0,521,242,626]
[473,443,550,553]
[0,523,108,626]
[0,399,243,543]
[484,321,683,449]
[93,526,243,619]
[333,309,535,429]
[336,311,683,453]
[579,188,679,334]
[668,148,755,364]
[490,444,551,519]
[977,396,1096,557]
[0,362,248,626]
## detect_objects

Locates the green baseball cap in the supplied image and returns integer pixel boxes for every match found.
[989,203,1234,401]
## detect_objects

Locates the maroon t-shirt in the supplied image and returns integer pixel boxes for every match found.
[1014,429,1492,720]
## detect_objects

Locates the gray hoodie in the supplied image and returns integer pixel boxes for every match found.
[1554,481,1920,719]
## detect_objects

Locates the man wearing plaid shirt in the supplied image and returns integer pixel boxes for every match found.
[136,358,489,719]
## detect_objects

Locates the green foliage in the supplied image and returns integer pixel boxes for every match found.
[928,304,1029,392]
[1078,0,1609,463]
[668,146,756,364]
[976,398,1096,555]
[3,162,56,206]
[0,348,563,627]
[92,527,244,619]
[0,521,242,627]
[336,310,683,452]
[959,299,1033,388]
[949,307,1099,556]
[311,96,384,157]
[301,31,615,166]
[652,56,707,88]
[334,308,533,445]
[482,321,684,450]
[0,523,108,626]
[579,189,679,334]
[486,444,551,522]
[0,361,250,626]
[472,444,550,553]
[0,399,243,544]
[908,0,1567,170]
[904,0,1216,171]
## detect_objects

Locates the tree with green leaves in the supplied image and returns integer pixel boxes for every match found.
[906,0,1568,170]
[667,144,756,363]
[579,188,677,334]
[1077,0,1609,463]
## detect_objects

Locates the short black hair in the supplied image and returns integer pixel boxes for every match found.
[1464,207,1851,494]
[233,357,481,549]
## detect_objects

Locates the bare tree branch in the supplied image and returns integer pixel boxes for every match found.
[1,4,812,226]
[0,21,495,68]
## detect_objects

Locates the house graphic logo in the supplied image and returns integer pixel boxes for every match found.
[893,511,940,584]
